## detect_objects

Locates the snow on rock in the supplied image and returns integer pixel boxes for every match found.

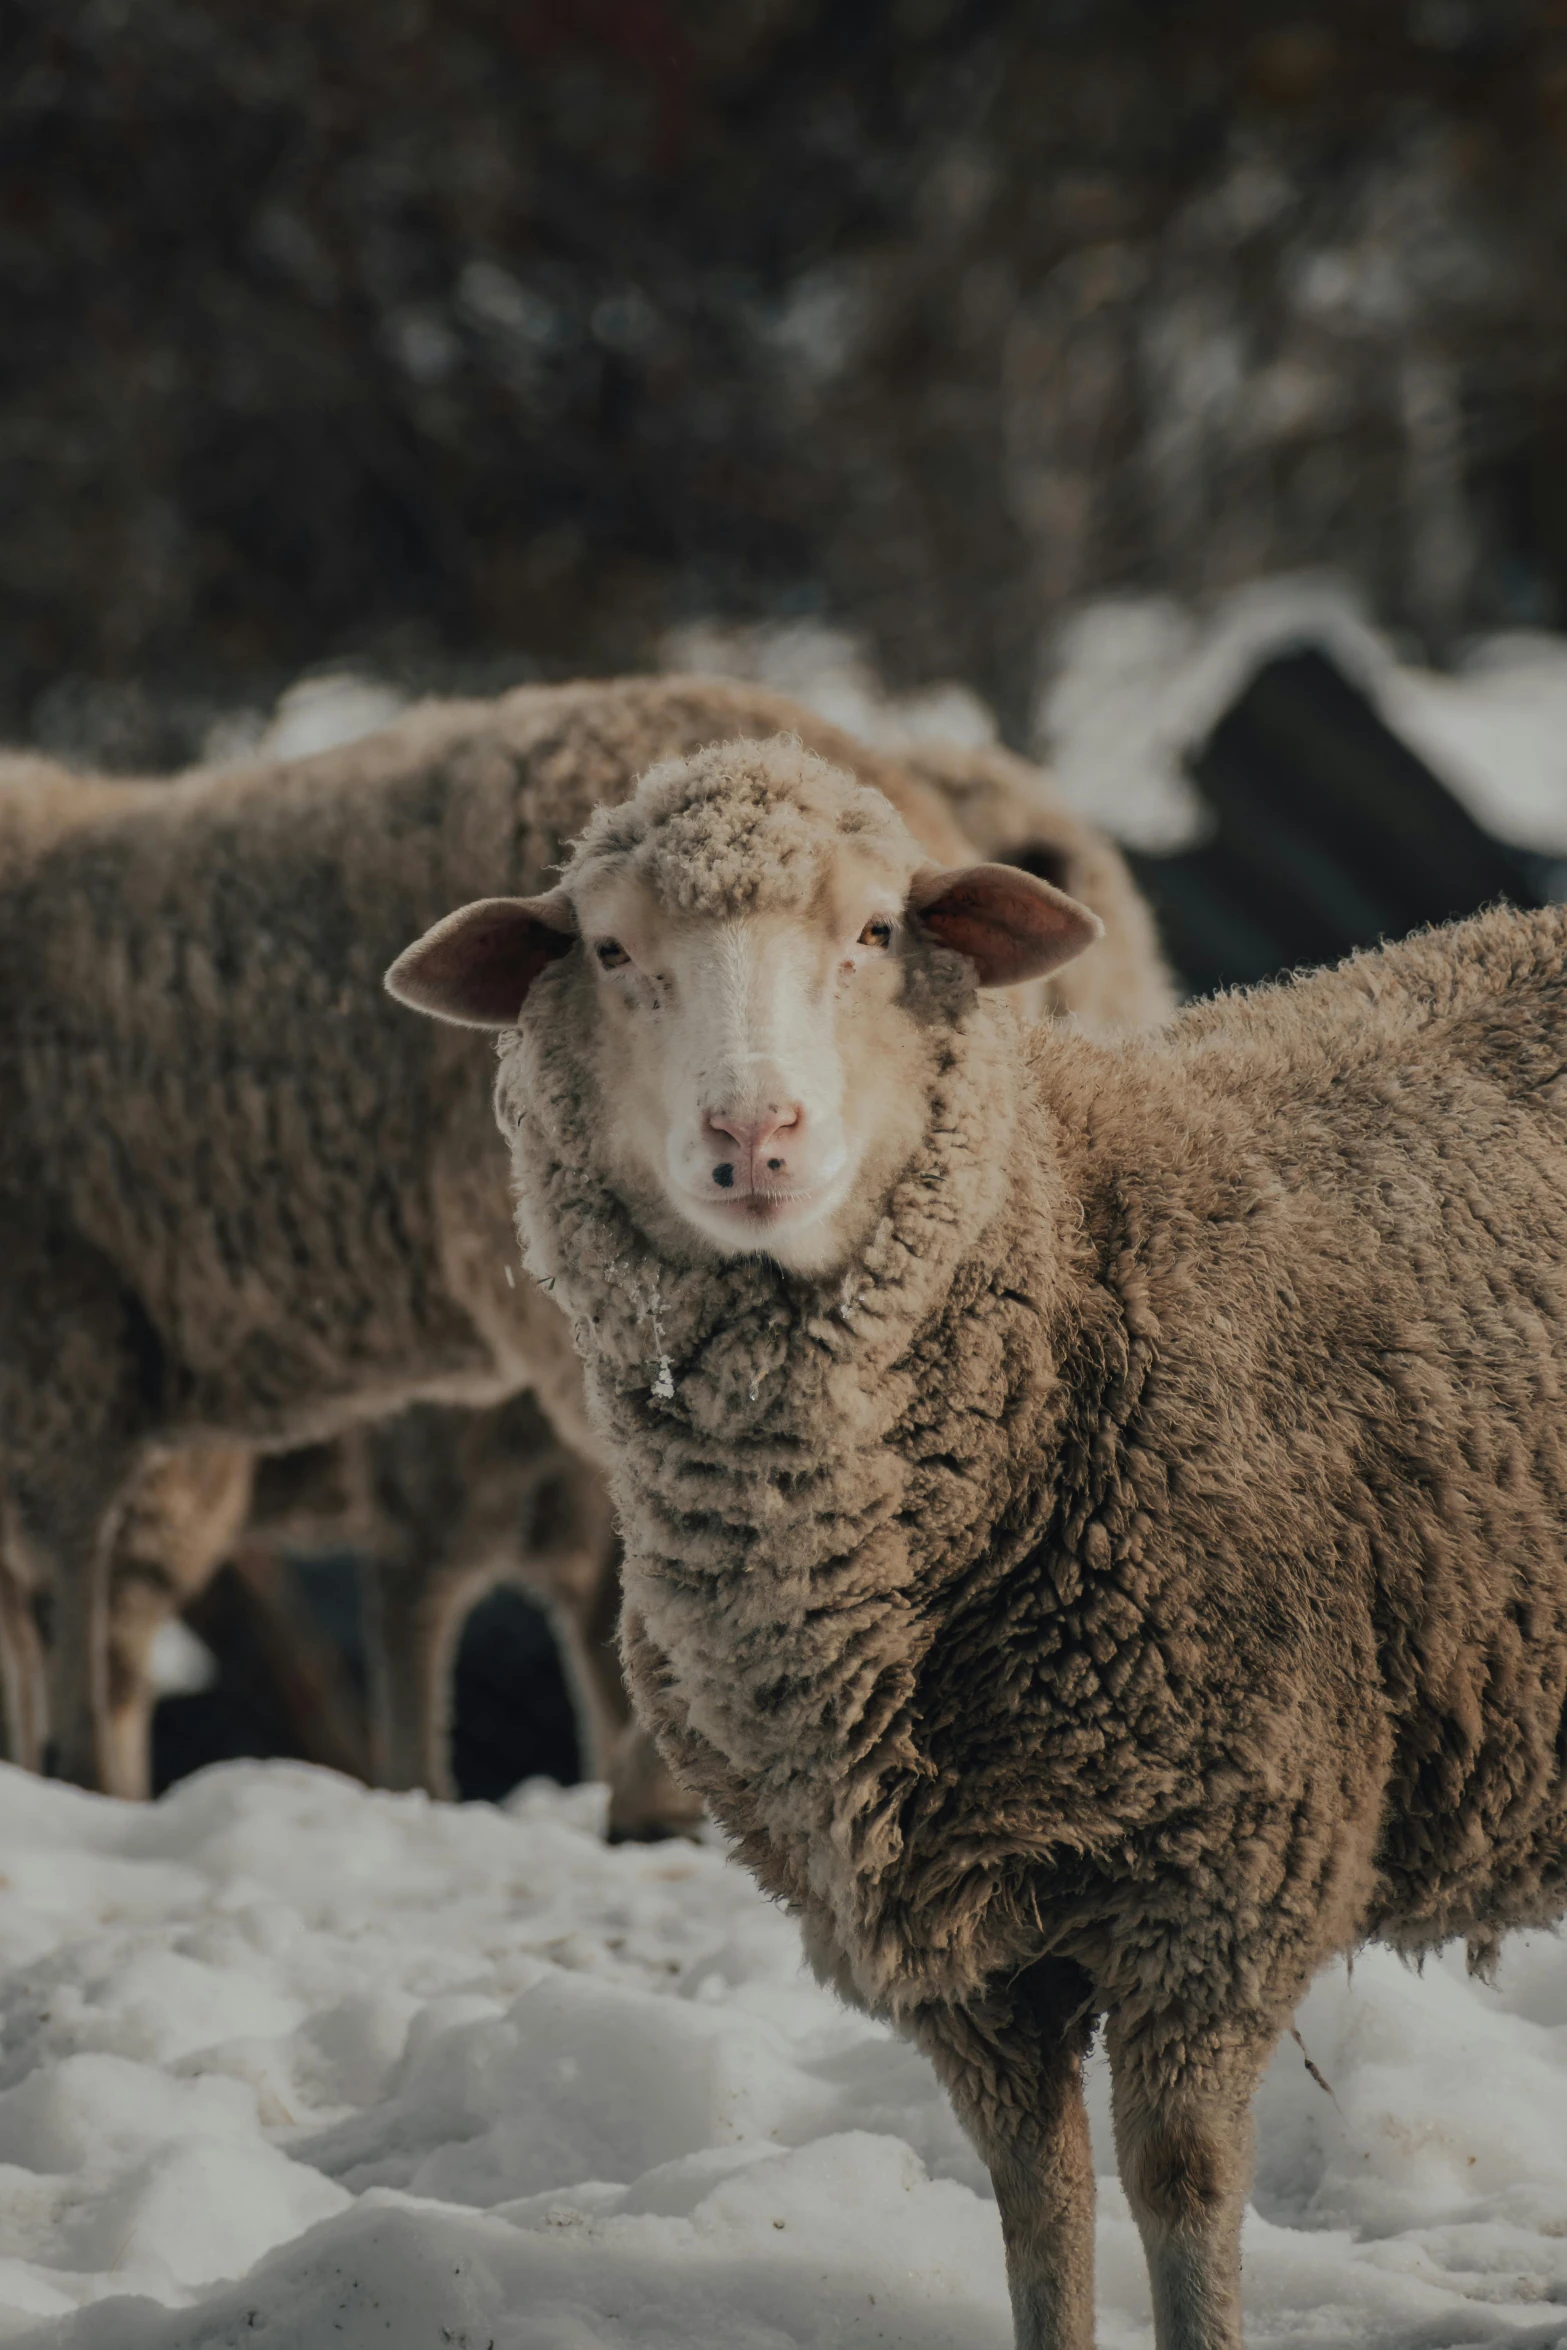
[0,1762,1565,2347]
[1038,576,1567,868]
[666,590,1567,887]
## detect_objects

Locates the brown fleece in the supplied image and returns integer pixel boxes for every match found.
[489,739,1567,2346]
[0,677,1168,1796]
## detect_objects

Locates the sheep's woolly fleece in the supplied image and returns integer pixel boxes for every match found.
[500,740,1567,2051]
[566,735,922,915]
[3,1764,1567,2350]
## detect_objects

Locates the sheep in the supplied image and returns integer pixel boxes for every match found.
[0,677,1167,1811]
[390,733,1567,2350]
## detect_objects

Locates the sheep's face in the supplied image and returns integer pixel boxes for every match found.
[386,737,1103,1276]
[567,841,936,1274]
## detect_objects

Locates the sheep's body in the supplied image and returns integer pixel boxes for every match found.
[484,739,1567,2347]
[1,679,1163,1794]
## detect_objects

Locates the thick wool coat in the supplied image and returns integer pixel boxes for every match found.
[498,747,1567,2046]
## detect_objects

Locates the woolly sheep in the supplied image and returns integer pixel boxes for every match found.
[393,734,1567,2350]
[0,680,1165,1803]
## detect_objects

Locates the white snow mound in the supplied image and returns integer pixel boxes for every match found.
[0,1762,1564,2348]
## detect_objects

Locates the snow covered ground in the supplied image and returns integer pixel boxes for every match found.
[0,1763,1565,2349]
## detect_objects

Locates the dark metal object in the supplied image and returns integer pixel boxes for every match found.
[1127,648,1550,1001]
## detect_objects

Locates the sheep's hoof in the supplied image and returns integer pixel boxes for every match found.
[605,1813,704,1847]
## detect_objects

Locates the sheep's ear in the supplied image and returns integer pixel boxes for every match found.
[385,893,577,1029]
[909,862,1103,989]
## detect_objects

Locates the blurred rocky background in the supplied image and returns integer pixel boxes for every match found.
[8,0,1567,771]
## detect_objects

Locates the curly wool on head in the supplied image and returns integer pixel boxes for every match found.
[565,734,923,917]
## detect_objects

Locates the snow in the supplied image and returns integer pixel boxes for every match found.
[659,619,998,755]
[146,1625,216,1701]
[190,591,1567,892]
[201,673,411,770]
[0,1765,1564,2348]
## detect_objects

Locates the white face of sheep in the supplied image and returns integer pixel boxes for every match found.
[567,846,936,1271]
[387,835,1102,1275]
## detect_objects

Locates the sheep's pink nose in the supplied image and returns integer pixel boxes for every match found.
[705,1104,803,1182]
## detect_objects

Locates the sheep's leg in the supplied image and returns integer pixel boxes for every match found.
[0,1592,45,1772]
[1106,2005,1279,2350]
[915,1960,1098,2350]
[103,1564,204,1799]
[538,1527,632,1779]
[102,1579,165,1800]
[1,1247,166,1789]
[530,1521,704,1839]
[605,1722,707,1842]
[0,1512,46,1772]
[41,1470,135,1791]
[102,1444,256,1800]
[360,1553,489,1797]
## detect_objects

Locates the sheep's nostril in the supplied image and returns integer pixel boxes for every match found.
[767,1157,784,1172]
[713,1163,735,1190]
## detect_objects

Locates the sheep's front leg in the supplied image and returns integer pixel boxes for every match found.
[360,1554,489,1796]
[0,1515,46,1773]
[1106,2005,1280,2350]
[41,1475,130,1790]
[915,1960,1098,2350]
[533,1524,633,1783]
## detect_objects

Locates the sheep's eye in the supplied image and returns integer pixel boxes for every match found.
[858,916,893,950]
[594,940,629,970]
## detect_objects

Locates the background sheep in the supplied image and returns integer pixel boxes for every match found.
[99,1398,655,1809]
[0,683,1167,1815]
[393,734,1567,2350]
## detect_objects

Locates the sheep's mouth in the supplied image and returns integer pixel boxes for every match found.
[706,1187,818,1224]
[674,1174,844,1244]
[667,1147,855,1258]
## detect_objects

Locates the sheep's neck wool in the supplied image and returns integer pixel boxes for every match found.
[496,940,1103,2012]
